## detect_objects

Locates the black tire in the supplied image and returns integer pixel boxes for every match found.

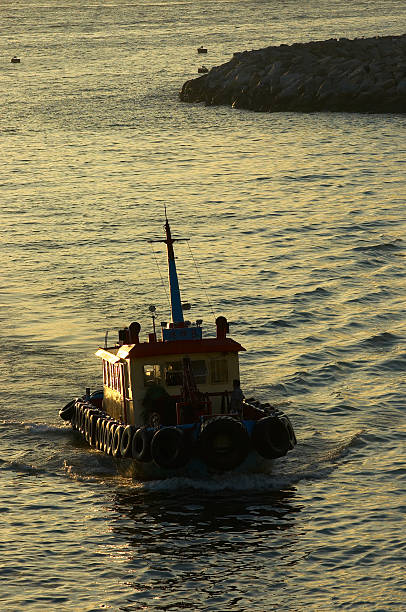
[79,404,88,434]
[83,407,92,438]
[84,410,90,441]
[95,417,104,450]
[101,419,110,453]
[77,404,85,433]
[105,421,117,456]
[88,412,101,447]
[70,403,78,430]
[280,415,297,448]
[112,425,125,457]
[132,427,153,462]
[120,425,135,458]
[151,427,190,469]
[59,399,75,421]
[73,403,81,431]
[84,409,96,442]
[251,416,291,459]
[198,416,250,471]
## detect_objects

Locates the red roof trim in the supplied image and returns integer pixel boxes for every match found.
[126,337,245,359]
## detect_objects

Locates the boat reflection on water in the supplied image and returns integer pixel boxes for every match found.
[104,484,304,609]
[110,484,302,542]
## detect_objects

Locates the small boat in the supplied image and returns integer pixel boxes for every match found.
[197,46,208,54]
[198,65,209,74]
[11,56,20,63]
[59,214,297,479]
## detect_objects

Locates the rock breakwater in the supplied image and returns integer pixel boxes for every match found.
[180,35,406,113]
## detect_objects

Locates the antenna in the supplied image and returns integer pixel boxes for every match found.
[149,304,157,335]
[148,211,189,324]
[104,330,109,349]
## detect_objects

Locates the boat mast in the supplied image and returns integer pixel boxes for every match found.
[164,212,184,324]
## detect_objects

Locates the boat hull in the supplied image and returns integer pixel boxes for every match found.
[115,451,274,480]
[60,397,296,481]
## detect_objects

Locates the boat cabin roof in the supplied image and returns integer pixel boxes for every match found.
[96,336,245,363]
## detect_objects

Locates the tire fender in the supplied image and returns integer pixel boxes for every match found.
[87,412,101,447]
[95,417,104,450]
[78,403,88,434]
[132,427,153,462]
[112,425,125,457]
[101,419,111,453]
[105,421,117,456]
[71,402,80,429]
[198,416,250,471]
[151,427,190,469]
[120,425,135,458]
[251,416,291,459]
[59,400,75,421]
[279,415,297,448]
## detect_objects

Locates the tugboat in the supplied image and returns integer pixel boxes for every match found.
[59,215,296,479]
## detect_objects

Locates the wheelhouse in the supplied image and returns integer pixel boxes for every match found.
[96,317,245,426]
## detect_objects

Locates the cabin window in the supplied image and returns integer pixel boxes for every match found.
[164,359,208,386]
[165,361,183,386]
[210,358,228,384]
[143,364,162,387]
[192,360,207,385]
[103,360,124,395]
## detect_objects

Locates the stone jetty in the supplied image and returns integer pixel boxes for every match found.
[180,35,406,113]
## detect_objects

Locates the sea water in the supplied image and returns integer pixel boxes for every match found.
[1,1,405,610]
